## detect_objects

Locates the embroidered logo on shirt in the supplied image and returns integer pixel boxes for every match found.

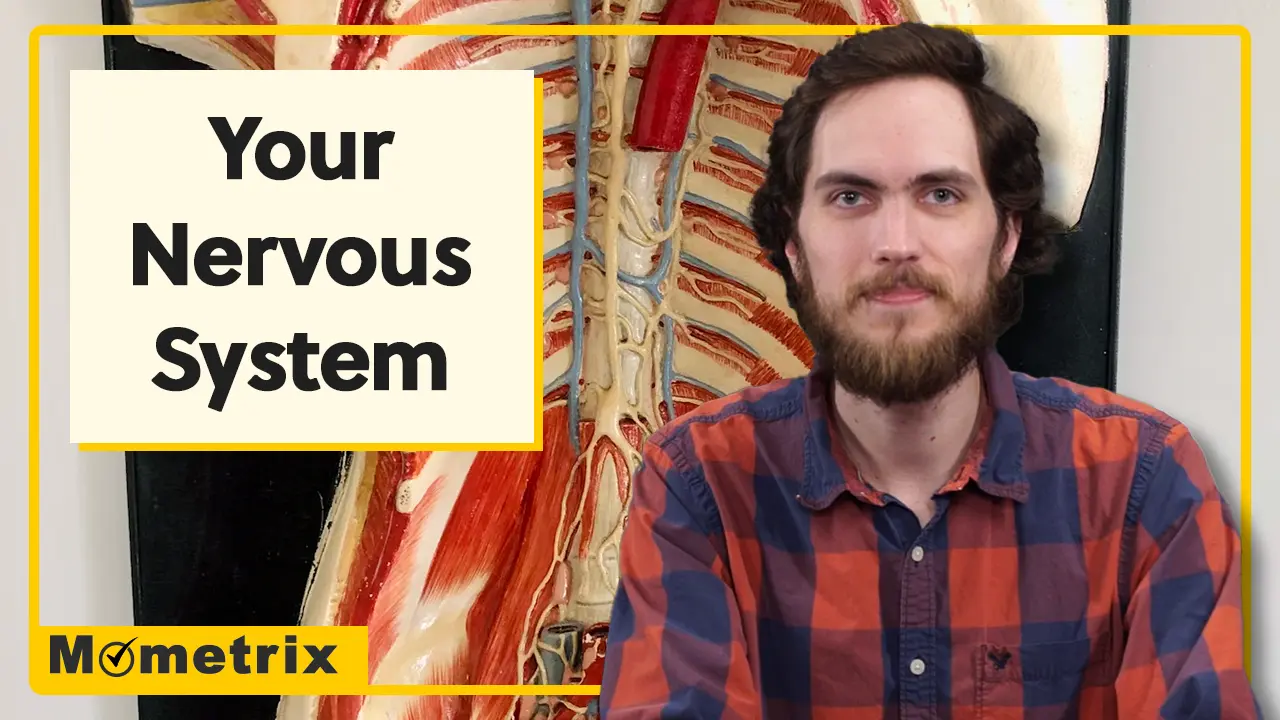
[988,647,1012,671]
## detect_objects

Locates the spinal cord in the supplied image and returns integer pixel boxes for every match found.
[123,0,1108,718]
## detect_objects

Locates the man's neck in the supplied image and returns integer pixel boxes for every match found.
[831,363,984,501]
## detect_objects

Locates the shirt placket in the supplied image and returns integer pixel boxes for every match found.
[899,516,941,720]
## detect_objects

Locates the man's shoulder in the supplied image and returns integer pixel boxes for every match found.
[1009,372,1236,549]
[646,374,809,466]
[1009,371,1195,464]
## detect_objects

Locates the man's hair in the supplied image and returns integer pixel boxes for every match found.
[748,22,1068,336]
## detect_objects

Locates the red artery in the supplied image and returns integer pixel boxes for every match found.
[331,0,389,70]
[859,0,908,24]
[630,0,722,152]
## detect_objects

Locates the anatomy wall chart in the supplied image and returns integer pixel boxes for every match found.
[121,1,1111,718]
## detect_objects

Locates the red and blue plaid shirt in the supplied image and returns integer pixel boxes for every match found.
[600,349,1257,719]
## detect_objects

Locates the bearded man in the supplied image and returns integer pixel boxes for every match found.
[599,23,1258,720]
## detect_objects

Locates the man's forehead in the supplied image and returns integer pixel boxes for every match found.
[808,78,984,185]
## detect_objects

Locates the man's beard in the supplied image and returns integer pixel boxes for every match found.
[792,248,1005,407]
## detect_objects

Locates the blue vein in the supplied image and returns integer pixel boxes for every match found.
[707,73,786,105]
[712,136,765,168]
[658,149,683,422]
[683,191,754,227]
[460,15,572,42]
[567,0,592,453]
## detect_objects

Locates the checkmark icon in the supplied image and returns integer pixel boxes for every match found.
[98,637,138,678]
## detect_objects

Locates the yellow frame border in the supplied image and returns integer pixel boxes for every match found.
[28,22,1253,696]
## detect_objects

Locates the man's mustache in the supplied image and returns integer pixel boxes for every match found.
[848,265,950,302]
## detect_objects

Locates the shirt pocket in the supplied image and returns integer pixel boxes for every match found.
[974,638,1116,718]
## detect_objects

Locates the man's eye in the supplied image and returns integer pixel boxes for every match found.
[833,191,864,207]
[926,188,959,204]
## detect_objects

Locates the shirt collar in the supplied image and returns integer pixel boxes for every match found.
[797,347,1029,511]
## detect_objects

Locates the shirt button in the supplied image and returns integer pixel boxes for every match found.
[910,658,926,675]
[910,546,924,562]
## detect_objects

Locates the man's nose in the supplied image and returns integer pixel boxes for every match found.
[870,199,923,264]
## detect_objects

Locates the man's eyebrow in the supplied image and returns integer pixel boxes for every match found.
[915,168,980,187]
[811,171,884,191]
[811,167,980,191]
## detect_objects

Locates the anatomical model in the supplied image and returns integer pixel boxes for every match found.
[122,1,1111,718]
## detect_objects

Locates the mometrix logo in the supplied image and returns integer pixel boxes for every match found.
[49,634,338,678]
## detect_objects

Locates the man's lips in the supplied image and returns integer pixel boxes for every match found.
[868,286,933,304]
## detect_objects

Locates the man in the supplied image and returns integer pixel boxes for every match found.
[599,23,1258,719]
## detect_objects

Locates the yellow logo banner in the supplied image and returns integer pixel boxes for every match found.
[31,626,369,695]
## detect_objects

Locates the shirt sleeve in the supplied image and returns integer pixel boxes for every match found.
[599,433,758,719]
[1115,423,1261,718]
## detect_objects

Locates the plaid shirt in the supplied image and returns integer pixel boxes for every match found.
[600,349,1257,719]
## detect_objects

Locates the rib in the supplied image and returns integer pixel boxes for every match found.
[127,0,275,70]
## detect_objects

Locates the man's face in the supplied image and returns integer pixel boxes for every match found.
[788,76,1020,406]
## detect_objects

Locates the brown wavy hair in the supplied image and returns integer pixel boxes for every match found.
[748,22,1069,336]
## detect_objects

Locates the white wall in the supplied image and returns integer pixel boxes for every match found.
[0,0,1273,717]
[1119,0,1278,711]
[0,3,138,720]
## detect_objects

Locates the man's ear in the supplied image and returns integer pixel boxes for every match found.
[785,237,801,271]
[999,214,1022,273]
